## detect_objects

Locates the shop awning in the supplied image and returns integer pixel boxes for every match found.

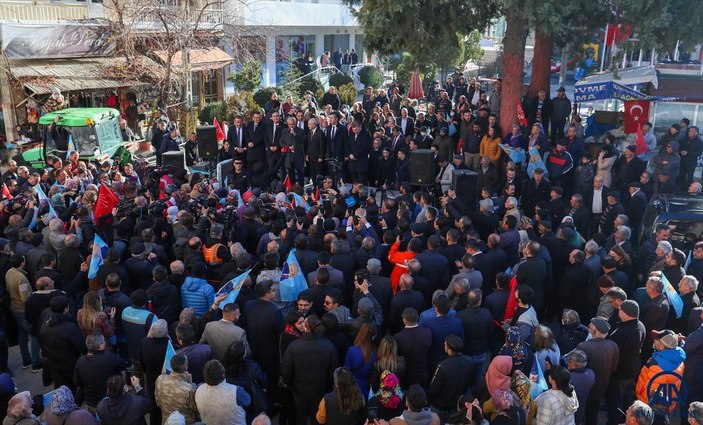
[7,56,156,94]
[574,65,659,89]
[153,47,233,72]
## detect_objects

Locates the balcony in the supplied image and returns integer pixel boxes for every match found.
[0,0,106,23]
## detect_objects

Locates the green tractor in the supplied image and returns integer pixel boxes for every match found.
[13,108,137,170]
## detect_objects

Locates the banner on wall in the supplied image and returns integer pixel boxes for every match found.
[1,23,114,59]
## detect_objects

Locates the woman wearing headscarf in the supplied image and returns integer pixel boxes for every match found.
[485,356,513,397]
[533,367,578,425]
[169,307,201,344]
[137,319,169,425]
[368,371,405,420]
[596,144,617,188]
[3,391,39,425]
[45,386,99,425]
[484,371,536,425]
[499,327,535,376]
[490,390,526,425]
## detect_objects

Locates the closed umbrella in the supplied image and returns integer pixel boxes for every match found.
[408,67,424,100]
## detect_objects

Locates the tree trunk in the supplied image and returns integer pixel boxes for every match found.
[529,30,552,99]
[499,9,529,137]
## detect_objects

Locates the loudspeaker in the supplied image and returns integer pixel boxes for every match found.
[196,125,218,158]
[162,150,185,172]
[452,169,478,209]
[410,149,435,185]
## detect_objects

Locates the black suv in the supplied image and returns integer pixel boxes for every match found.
[640,193,703,250]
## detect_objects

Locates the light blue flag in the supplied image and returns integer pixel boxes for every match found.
[66,135,76,159]
[661,273,684,318]
[527,147,547,179]
[88,234,109,279]
[216,268,252,309]
[223,176,229,188]
[291,192,311,213]
[505,266,513,277]
[684,250,692,271]
[162,339,176,374]
[280,249,308,302]
[33,184,58,218]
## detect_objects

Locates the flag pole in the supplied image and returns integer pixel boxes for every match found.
[600,23,609,72]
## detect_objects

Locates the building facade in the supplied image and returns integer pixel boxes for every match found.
[226,0,364,87]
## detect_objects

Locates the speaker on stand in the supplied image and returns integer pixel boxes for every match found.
[451,169,479,210]
[196,125,219,176]
[409,149,435,186]
[161,150,186,174]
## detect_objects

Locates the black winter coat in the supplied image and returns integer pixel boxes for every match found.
[39,312,87,369]
[281,333,338,401]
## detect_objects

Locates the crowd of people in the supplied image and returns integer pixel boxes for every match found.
[1,71,703,425]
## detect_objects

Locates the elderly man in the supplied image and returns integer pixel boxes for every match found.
[640,277,670,362]
[120,119,136,142]
[675,275,701,334]
[155,353,198,424]
[624,400,653,425]
[565,349,595,425]
[578,317,619,425]
[44,218,81,255]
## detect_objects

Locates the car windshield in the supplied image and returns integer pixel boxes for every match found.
[42,125,98,156]
[663,218,703,250]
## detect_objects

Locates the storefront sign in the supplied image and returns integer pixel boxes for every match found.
[1,24,114,59]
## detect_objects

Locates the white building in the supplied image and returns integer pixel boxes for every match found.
[227,0,364,87]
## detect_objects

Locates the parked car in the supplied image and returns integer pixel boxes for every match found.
[640,193,703,251]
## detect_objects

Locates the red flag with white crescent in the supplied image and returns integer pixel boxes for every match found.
[503,275,519,322]
[214,117,226,142]
[624,100,649,134]
[2,183,13,201]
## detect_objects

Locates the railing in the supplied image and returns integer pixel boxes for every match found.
[0,0,93,22]
[279,65,366,91]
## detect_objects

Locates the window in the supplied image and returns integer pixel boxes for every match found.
[324,34,350,53]
[354,34,364,61]
[652,102,698,132]
[275,35,316,84]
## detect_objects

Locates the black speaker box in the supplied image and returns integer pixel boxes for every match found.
[410,149,435,185]
[452,169,478,209]
[162,150,185,172]
[196,125,218,158]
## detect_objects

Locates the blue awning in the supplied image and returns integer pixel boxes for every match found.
[574,81,684,102]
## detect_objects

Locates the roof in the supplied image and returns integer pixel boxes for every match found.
[8,56,152,94]
[38,108,120,126]
[651,74,703,103]
[575,65,659,89]
[153,47,233,72]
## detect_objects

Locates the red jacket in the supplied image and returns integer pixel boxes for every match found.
[388,241,416,294]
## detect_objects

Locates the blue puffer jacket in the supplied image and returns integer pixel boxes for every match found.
[181,276,215,317]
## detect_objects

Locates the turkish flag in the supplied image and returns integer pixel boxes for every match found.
[213,117,226,142]
[624,100,650,134]
[635,122,647,156]
[503,275,519,322]
[283,175,292,191]
[2,183,13,201]
[94,184,121,223]
[516,101,528,127]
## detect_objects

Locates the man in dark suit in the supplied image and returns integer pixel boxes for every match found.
[226,115,247,163]
[625,182,647,242]
[326,112,348,183]
[347,120,371,184]
[568,193,591,238]
[399,110,415,138]
[242,280,284,395]
[520,168,551,220]
[584,175,609,238]
[245,110,267,175]
[388,274,425,333]
[394,307,432,387]
[516,241,548,314]
[415,235,450,292]
[281,116,306,185]
[389,126,407,159]
[306,118,325,180]
[265,111,284,174]
[639,276,670,362]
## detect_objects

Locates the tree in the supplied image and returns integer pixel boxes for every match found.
[228,58,262,92]
[344,0,498,67]
[499,5,529,136]
[395,53,437,90]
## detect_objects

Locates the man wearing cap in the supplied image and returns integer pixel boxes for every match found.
[635,329,686,411]
[652,140,680,182]
[577,317,619,425]
[551,87,571,143]
[545,139,574,191]
[613,145,647,194]
[625,182,647,237]
[566,349,595,425]
[598,191,624,236]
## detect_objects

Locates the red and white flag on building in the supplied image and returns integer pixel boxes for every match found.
[624,100,649,134]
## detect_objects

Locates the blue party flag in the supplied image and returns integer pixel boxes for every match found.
[661,273,684,318]
[279,249,308,302]
[88,234,109,279]
[216,268,252,309]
